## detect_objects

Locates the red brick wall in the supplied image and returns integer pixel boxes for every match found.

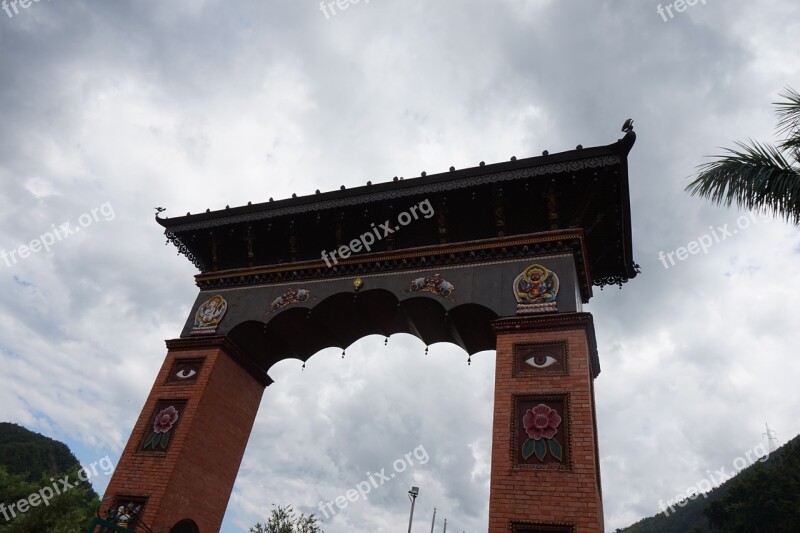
[107,315,604,532]
[102,339,266,532]
[489,313,604,533]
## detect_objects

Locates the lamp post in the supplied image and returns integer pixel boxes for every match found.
[407,486,419,533]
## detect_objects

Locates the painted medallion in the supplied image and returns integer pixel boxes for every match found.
[192,295,227,335]
[513,264,559,314]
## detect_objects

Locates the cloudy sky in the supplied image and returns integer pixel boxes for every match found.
[1,0,799,531]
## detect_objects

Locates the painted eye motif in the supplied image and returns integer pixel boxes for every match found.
[175,367,197,379]
[525,355,557,369]
[167,359,204,384]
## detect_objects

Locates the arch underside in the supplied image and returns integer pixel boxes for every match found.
[169,519,200,533]
[227,289,498,373]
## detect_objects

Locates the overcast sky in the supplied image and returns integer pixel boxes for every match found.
[1,0,799,531]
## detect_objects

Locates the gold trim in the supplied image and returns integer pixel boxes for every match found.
[195,229,588,281]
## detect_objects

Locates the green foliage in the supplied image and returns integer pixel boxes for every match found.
[0,466,99,533]
[250,505,324,533]
[0,423,100,533]
[0,423,81,482]
[620,434,800,533]
[775,87,800,153]
[619,485,727,533]
[686,87,800,224]
[703,439,800,532]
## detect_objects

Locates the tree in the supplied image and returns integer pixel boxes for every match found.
[0,466,99,533]
[702,439,800,532]
[249,505,324,533]
[686,87,800,223]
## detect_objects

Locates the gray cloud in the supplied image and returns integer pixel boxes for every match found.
[1,0,798,531]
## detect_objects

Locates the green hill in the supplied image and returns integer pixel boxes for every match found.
[619,435,800,533]
[0,422,87,483]
[0,422,100,532]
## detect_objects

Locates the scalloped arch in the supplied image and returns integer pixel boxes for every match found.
[227,288,498,375]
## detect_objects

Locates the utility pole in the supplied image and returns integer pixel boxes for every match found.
[430,507,436,533]
[443,518,447,533]
[407,486,419,533]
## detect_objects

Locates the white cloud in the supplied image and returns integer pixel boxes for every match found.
[0,0,798,531]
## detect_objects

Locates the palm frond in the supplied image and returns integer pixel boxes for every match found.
[781,135,800,155]
[686,140,800,224]
[775,87,800,133]
[775,87,800,153]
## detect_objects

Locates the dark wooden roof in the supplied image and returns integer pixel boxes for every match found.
[157,131,639,290]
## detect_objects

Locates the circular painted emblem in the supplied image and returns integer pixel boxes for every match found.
[193,295,227,330]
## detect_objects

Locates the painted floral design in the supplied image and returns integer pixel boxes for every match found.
[153,406,179,433]
[142,405,181,450]
[521,403,563,462]
[523,404,561,440]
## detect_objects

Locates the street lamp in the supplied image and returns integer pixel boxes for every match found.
[407,486,419,533]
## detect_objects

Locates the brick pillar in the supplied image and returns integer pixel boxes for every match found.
[489,313,604,533]
[102,337,268,532]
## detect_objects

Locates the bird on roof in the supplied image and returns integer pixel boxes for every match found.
[621,118,634,133]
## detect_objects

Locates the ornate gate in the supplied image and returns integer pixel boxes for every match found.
[102,127,638,532]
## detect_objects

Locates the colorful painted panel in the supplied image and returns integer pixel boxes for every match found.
[106,495,148,530]
[403,273,455,300]
[510,522,575,533]
[192,295,227,335]
[268,288,313,313]
[140,400,187,452]
[513,342,568,377]
[166,358,204,384]
[513,264,559,314]
[513,395,570,469]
